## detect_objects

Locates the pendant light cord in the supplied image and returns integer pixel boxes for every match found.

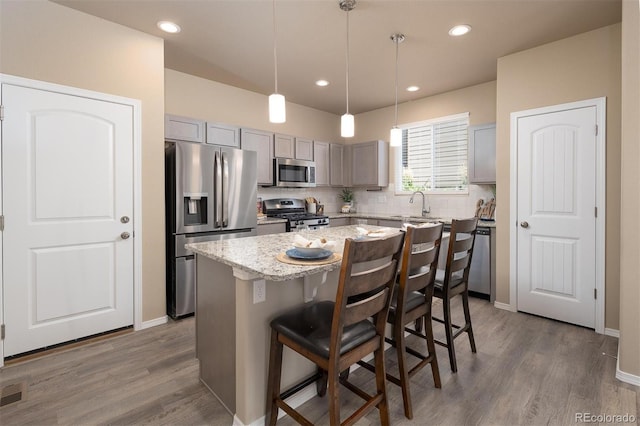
[345,9,350,115]
[273,0,278,94]
[394,36,399,126]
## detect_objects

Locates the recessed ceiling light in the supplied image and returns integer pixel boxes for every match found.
[448,24,471,37]
[315,80,329,87]
[157,21,181,34]
[406,86,420,92]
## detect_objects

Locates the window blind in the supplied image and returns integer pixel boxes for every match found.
[397,113,469,193]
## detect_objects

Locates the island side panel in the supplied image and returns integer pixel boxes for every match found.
[196,255,236,414]
[234,271,341,425]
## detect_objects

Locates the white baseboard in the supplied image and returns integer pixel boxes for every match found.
[140,316,167,330]
[493,301,516,312]
[604,328,620,338]
[616,349,640,387]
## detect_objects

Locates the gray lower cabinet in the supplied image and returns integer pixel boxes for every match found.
[376,219,402,228]
[257,222,286,235]
[329,217,350,227]
[241,128,274,185]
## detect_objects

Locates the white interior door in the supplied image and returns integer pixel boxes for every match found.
[516,105,597,328]
[2,83,134,357]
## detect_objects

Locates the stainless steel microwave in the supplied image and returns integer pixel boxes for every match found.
[274,158,316,187]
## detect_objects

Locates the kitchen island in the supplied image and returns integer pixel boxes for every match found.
[186,224,395,426]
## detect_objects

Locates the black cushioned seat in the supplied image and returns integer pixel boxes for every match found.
[387,288,424,324]
[270,301,376,359]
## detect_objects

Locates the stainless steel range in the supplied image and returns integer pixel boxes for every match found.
[263,198,329,231]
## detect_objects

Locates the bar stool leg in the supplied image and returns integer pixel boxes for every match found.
[266,330,284,426]
[328,365,341,425]
[423,314,442,388]
[462,292,477,353]
[373,345,391,426]
[443,297,458,373]
[395,319,413,419]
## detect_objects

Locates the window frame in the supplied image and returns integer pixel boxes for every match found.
[393,112,470,195]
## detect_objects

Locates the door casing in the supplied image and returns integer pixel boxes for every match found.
[509,97,606,334]
[0,73,144,365]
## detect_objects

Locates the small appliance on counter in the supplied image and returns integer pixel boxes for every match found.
[263,198,329,231]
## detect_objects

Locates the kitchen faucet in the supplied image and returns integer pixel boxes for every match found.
[409,191,430,216]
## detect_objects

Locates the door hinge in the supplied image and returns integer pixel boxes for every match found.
[594,288,597,299]
[595,207,598,218]
[0,105,4,121]
[595,124,598,136]
[0,215,4,231]
[1,324,5,340]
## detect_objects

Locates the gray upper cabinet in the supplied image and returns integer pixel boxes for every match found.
[295,138,314,161]
[351,140,388,188]
[165,114,205,143]
[330,143,344,187]
[468,123,496,184]
[241,128,274,186]
[206,121,240,147]
[313,141,330,186]
[274,133,295,158]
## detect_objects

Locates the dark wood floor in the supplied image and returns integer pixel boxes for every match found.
[0,297,636,425]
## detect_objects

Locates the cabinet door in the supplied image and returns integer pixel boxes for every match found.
[274,133,295,158]
[351,140,388,187]
[343,144,352,187]
[377,219,402,228]
[257,222,287,235]
[313,141,330,186]
[206,122,240,147]
[295,138,314,160]
[330,143,344,186]
[329,218,351,227]
[469,123,496,183]
[241,129,274,185]
[165,114,205,143]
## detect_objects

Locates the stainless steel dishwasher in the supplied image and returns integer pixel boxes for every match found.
[442,225,492,300]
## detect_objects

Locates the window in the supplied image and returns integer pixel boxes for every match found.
[395,112,469,194]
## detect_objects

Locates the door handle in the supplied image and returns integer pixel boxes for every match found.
[520,221,529,228]
[121,232,131,240]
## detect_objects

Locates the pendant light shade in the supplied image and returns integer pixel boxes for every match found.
[269,94,286,123]
[269,0,286,123]
[341,113,355,138]
[390,126,402,146]
[340,0,356,138]
[390,33,405,147]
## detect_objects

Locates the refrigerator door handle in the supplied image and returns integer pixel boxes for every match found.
[214,150,222,228]
[222,152,229,227]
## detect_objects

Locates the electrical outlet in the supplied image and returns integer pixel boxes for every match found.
[253,279,266,304]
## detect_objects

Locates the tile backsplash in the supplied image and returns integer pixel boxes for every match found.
[258,184,496,220]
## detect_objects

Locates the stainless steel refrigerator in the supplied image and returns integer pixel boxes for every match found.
[165,140,257,318]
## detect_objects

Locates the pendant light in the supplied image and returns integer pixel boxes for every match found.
[269,0,286,123]
[340,0,356,138]
[390,33,405,147]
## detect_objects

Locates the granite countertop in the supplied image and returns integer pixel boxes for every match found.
[326,212,497,228]
[186,224,396,281]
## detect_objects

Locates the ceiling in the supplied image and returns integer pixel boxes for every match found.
[53,0,621,115]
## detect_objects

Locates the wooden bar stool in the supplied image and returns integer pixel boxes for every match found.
[432,217,478,373]
[356,223,443,419]
[265,232,405,426]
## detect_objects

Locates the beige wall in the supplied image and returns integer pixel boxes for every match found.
[495,24,622,329]
[165,69,341,142]
[619,0,640,376]
[0,0,166,321]
[356,80,497,185]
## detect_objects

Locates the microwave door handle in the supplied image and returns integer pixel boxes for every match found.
[306,166,310,183]
[214,151,222,228]
[222,151,229,227]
